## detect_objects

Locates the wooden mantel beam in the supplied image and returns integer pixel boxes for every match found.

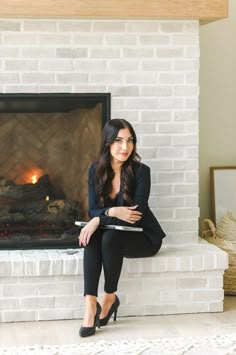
[0,0,228,23]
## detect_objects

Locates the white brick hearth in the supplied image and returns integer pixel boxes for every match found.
[0,18,228,322]
[0,241,227,322]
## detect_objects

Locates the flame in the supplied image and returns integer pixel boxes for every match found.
[31,174,37,184]
[45,196,49,201]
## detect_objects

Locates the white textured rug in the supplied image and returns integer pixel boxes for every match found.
[1,334,236,355]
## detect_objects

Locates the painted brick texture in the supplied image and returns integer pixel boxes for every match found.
[0,19,228,322]
[0,245,228,322]
[0,18,200,244]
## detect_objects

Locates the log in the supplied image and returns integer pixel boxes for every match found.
[0,199,81,225]
[0,174,65,201]
[0,175,81,243]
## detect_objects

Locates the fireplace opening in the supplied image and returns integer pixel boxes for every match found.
[0,93,111,249]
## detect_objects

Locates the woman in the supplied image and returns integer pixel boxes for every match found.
[78,119,165,337]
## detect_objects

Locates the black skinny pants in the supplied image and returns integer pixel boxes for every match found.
[83,229,162,296]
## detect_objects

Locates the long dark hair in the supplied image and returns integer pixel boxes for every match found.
[95,119,141,207]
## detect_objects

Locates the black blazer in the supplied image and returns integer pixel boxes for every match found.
[88,161,166,245]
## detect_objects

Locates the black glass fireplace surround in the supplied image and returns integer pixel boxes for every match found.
[0,93,110,249]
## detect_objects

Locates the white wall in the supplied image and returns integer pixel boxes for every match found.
[199,0,236,224]
[0,19,200,243]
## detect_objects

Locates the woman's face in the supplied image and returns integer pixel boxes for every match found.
[110,128,134,164]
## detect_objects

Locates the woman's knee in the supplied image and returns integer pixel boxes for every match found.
[102,230,121,252]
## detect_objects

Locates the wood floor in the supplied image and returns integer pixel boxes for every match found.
[0,296,236,347]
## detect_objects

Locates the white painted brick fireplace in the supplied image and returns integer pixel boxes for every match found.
[0,19,227,322]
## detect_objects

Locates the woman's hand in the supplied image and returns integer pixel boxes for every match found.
[109,205,142,224]
[78,217,99,247]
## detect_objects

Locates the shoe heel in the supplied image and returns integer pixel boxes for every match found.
[97,303,101,328]
[113,309,117,322]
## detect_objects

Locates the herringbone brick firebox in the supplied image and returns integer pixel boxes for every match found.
[0,93,109,249]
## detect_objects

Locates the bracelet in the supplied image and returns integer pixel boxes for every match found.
[105,209,110,216]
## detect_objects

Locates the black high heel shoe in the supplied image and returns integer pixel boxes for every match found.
[79,302,101,338]
[99,295,120,326]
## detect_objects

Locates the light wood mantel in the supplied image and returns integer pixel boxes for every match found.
[0,0,228,23]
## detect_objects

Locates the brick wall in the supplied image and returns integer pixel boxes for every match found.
[0,19,228,322]
[0,19,199,244]
[0,245,228,322]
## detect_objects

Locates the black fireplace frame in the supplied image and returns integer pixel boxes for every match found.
[0,93,111,249]
[0,92,110,124]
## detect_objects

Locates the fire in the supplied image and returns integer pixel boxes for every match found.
[31,174,37,184]
[45,196,49,201]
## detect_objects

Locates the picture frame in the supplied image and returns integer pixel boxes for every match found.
[210,166,236,226]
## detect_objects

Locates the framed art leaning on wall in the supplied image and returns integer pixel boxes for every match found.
[210,166,236,226]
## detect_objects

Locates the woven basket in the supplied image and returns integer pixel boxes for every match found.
[201,216,236,295]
